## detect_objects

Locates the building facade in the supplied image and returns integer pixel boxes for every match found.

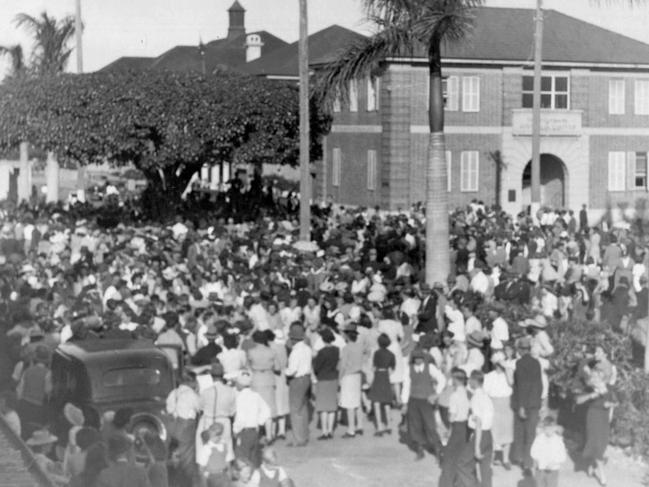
[317,7,649,216]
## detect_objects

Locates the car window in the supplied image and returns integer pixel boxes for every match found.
[102,368,161,388]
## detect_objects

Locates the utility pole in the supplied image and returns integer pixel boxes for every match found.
[298,0,311,242]
[75,0,86,202]
[530,0,543,218]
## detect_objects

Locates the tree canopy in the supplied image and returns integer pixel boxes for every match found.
[0,69,330,199]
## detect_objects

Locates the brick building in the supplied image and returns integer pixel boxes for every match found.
[317,7,649,216]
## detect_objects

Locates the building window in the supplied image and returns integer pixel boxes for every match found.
[635,80,649,115]
[332,148,342,187]
[460,151,479,192]
[522,74,569,109]
[333,93,341,113]
[636,152,648,189]
[446,151,452,191]
[462,76,480,112]
[608,151,626,191]
[367,150,377,190]
[443,76,459,111]
[608,79,625,115]
[349,80,358,112]
[367,77,379,111]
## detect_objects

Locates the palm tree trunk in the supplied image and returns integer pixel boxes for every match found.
[425,35,450,285]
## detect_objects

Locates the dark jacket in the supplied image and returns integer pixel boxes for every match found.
[416,294,438,334]
[511,354,543,411]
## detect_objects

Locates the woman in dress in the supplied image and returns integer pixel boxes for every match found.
[367,333,395,436]
[376,305,405,407]
[483,350,514,469]
[339,324,364,438]
[247,330,279,442]
[268,329,290,440]
[312,327,340,440]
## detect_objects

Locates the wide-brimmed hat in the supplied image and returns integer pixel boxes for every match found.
[466,331,485,348]
[411,349,427,361]
[26,429,58,446]
[64,403,85,427]
[489,301,506,313]
[205,324,218,339]
[521,315,548,329]
[343,323,358,335]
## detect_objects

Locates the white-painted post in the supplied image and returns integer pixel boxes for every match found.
[46,152,60,202]
[17,142,30,202]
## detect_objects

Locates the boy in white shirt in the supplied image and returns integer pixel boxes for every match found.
[530,416,567,487]
[197,423,234,485]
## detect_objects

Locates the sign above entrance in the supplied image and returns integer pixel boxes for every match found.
[511,109,582,137]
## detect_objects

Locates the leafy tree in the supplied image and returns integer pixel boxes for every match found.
[0,70,330,216]
[14,12,75,76]
[316,0,482,284]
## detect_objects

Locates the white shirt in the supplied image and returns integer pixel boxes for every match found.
[449,388,470,423]
[248,303,270,331]
[285,341,312,377]
[401,363,446,404]
[483,370,512,398]
[468,387,494,431]
[462,348,485,375]
[470,272,489,295]
[217,349,248,381]
[464,316,482,336]
[530,432,568,470]
[490,317,509,350]
[233,388,271,434]
[166,384,201,420]
[445,306,465,342]
[196,440,234,467]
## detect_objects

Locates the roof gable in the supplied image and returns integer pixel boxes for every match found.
[98,56,154,73]
[242,25,367,77]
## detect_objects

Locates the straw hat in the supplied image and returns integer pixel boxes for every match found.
[63,403,85,428]
[26,429,58,446]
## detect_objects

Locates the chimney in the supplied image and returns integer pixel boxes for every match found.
[245,34,264,62]
[227,0,246,39]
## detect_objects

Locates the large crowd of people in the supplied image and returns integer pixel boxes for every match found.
[0,196,644,487]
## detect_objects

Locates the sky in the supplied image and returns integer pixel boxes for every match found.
[0,0,648,74]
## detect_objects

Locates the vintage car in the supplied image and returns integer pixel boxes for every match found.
[50,339,179,440]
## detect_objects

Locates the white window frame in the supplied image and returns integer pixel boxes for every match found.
[460,151,479,192]
[366,77,379,111]
[444,76,459,111]
[462,76,480,112]
[367,150,377,191]
[635,79,649,115]
[333,93,341,113]
[349,79,358,112]
[608,79,625,115]
[522,73,570,110]
[332,148,342,187]
[635,151,648,190]
[608,151,626,191]
[446,151,452,192]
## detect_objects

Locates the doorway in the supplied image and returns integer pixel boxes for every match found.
[521,154,566,208]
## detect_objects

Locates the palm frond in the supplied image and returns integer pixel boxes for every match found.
[314,23,414,107]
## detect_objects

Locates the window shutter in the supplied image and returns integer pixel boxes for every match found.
[635,80,649,115]
[367,150,377,191]
[332,148,342,187]
[608,152,626,191]
[447,76,459,111]
[462,76,480,112]
[349,80,358,112]
[446,151,452,192]
[608,79,625,115]
[460,151,479,191]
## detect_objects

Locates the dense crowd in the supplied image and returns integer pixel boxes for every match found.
[0,197,644,487]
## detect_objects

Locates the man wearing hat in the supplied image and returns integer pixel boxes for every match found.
[285,323,312,447]
[400,349,446,461]
[191,323,222,367]
[416,283,439,335]
[96,435,151,487]
[233,371,271,467]
[165,371,201,485]
[196,362,237,454]
[511,336,543,477]
[16,344,52,434]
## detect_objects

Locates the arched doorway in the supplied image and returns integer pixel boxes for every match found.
[521,154,566,208]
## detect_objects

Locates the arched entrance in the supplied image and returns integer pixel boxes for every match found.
[521,154,567,208]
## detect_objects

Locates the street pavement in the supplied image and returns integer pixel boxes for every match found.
[273,411,646,487]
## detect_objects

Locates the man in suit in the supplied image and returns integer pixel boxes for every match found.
[511,336,543,477]
[416,283,439,334]
[579,204,589,231]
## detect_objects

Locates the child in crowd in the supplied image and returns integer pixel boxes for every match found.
[197,422,234,487]
[530,416,568,487]
[246,447,293,487]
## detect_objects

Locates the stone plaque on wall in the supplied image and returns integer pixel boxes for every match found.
[512,109,582,137]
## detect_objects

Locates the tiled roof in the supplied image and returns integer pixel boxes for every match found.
[433,7,649,65]
[98,56,154,73]
[241,25,367,77]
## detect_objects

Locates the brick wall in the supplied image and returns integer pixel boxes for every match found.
[589,135,649,208]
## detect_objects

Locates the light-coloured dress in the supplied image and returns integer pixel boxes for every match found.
[271,341,290,417]
[247,344,278,417]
